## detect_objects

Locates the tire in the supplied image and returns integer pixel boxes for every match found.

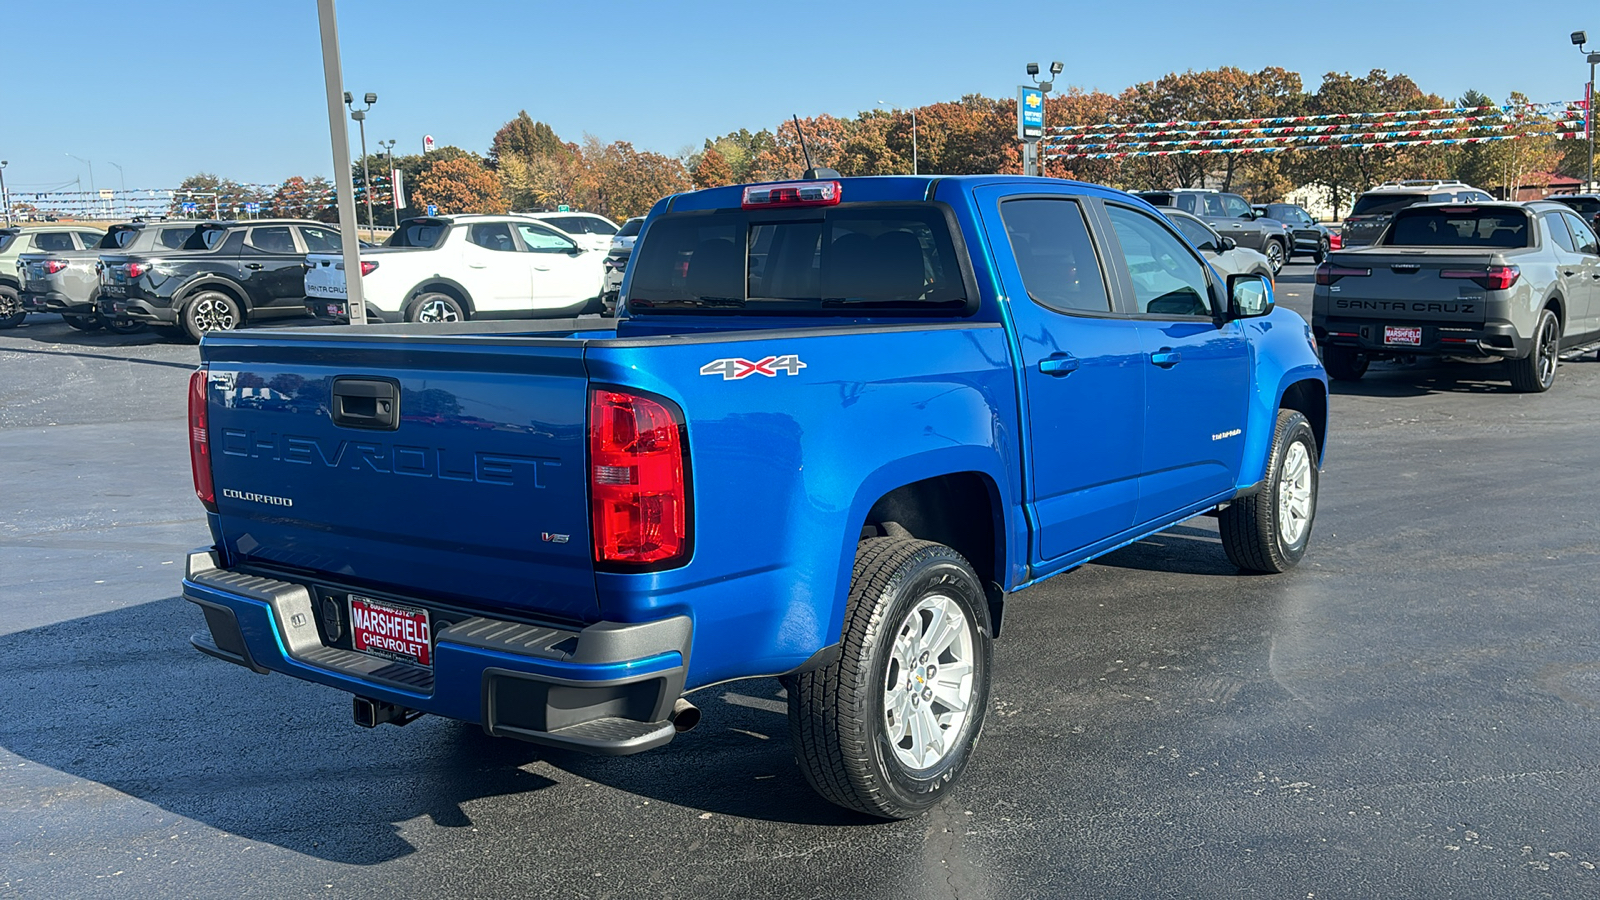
[1264,239,1286,274]
[102,313,146,335]
[181,290,243,342]
[787,538,993,819]
[1508,307,1560,393]
[63,314,104,332]
[1220,409,1319,574]
[407,292,465,323]
[1313,237,1329,265]
[1322,345,1368,382]
[0,285,25,329]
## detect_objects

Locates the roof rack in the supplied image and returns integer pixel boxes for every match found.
[1371,179,1470,189]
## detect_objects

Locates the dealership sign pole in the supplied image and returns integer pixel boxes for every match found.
[316,0,366,325]
[1018,85,1045,176]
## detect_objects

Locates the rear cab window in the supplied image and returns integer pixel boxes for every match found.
[182,226,229,250]
[33,232,76,252]
[386,220,449,248]
[158,227,196,250]
[1384,207,1530,248]
[629,204,972,314]
[617,218,644,237]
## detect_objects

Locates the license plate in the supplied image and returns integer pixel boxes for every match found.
[349,595,432,667]
[101,284,125,297]
[1384,325,1422,346]
[325,302,346,317]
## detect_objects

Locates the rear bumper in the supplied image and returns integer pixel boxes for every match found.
[303,297,395,324]
[22,289,96,314]
[182,548,691,755]
[103,293,178,325]
[1314,317,1529,359]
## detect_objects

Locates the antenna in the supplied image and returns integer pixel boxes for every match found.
[791,115,842,180]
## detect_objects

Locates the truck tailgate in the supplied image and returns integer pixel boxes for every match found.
[1322,249,1500,324]
[203,335,597,622]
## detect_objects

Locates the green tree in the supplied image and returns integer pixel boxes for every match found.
[490,111,568,165]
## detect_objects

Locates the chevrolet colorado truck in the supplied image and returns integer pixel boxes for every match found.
[1313,201,1600,391]
[182,174,1328,819]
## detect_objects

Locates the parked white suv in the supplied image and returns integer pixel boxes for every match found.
[520,211,619,252]
[304,214,606,323]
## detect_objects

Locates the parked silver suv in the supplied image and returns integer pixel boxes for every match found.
[1135,189,1294,273]
[1341,180,1493,248]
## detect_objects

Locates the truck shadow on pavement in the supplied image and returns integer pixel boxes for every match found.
[1325,358,1581,397]
[0,597,859,865]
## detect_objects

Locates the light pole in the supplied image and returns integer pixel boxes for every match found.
[1575,31,1598,192]
[0,161,9,225]
[65,153,95,217]
[877,101,918,175]
[1022,61,1063,177]
[109,161,125,218]
[345,91,377,233]
[379,138,398,226]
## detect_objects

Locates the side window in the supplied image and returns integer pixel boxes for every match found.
[1201,194,1226,217]
[1170,214,1217,250]
[299,226,340,253]
[514,222,576,252]
[1563,212,1599,254]
[583,217,618,236]
[1220,195,1253,218]
[468,222,517,252]
[247,226,297,254]
[998,198,1111,314]
[158,228,193,250]
[1544,214,1577,253]
[1106,205,1214,317]
[34,232,76,252]
[1175,195,1197,213]
[75,232,104,249]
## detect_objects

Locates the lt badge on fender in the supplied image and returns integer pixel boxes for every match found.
[699,355,806,380]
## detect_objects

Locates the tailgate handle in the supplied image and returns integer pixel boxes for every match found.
[331,377,400,430]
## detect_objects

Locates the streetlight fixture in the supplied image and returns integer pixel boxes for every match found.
[65,153,95,218]
[345,90,378,232]
[109,161,125,218]
[1022,61,1064,176]
[1575,31,1598,192]
[378,138,398,227]
[0,161,9,225]
[877,101,918,176]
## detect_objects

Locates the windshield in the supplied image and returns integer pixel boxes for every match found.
[0,232,14,253]
[618,218,643,237]
[628,204,970,314]
[387,220,449,248]
[1351,193,1430,218]
[1384,207,1530,248]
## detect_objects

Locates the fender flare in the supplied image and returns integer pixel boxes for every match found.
[403,276,477,316]
[173,277,251,313]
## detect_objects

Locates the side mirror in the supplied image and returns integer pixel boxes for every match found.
[1229,273,1273,319]
[567,245,584,256]
[1196,239,1219,253]
[1220,236,1237,251]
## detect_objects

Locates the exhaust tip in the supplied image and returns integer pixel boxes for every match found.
[670,697,700,733]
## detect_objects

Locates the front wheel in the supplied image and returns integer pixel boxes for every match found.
[787,539,993,819]
[1264,239,1286,273]
[1220,410,1318,574]
[0,285,25,328]
[1508,307,1560,393]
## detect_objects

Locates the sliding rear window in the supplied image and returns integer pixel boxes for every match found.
[387,220,449,248]
[627,204,971,314]
[1384,207,1530,248]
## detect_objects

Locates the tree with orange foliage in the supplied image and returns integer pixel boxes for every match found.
[410,156,505,215]
[692,148,735,188]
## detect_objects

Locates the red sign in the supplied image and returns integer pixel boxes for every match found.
[349,595,432,667]
[1384,325,1423,346]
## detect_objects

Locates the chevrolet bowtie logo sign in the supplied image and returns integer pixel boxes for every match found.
[1025,93,1041,109]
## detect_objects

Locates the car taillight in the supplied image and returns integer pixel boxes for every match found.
[589,388,688,566]
[188,368,216,513]
[1328,233,1342,250]
[125,262,150,278]
[1315,263,1370,285]
[42,260,69,274]
[742,180,841,209]
[360,260,379,276]
[1441,265,1519,291]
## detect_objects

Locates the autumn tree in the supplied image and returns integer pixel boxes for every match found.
[410,155,505,215]
[692,148,734,188]
[584,137,691,219]
[490,111,569,165]
[269,175,335,220]
[167,173,262,218]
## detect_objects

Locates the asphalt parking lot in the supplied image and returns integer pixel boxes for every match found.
[3,264,1599,899]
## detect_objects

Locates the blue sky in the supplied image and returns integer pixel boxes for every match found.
[0,0,1589,192]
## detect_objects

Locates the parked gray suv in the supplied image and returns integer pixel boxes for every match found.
[18,219,202,332]
[1136,189,1293,273]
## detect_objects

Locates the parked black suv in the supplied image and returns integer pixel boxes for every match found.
[1135,189,1294,272]
[1251,203,1338,263]
[1340,180,1493,248]
[98,219,344,341]
[1549,194,1600,234]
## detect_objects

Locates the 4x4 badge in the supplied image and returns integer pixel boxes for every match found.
[699,355,806,380]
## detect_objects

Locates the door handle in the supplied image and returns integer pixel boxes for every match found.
[1038,354,1079,376]
[244,263,264,270]
[533,266,551,271]
[1150,348,1182,368]
[468,262,487,268]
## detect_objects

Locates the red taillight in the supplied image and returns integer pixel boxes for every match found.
[188,369,216,512]
[1441,265,1519,291]
[742,180,841,209]
[42,259,69,274]
[1328,233,1343,250]
[359,260,379,276]
[589,388,688,566]
[125,262,150,278]
[1315,263,1370,285]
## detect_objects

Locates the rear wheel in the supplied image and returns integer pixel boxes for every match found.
[1313,237,1330,265]
[1264,239,1286,273]
[1323,345,1368,382]
[181,290,243,342]
[0,285,25,328]
[787,538,992,819]
[407,292,465,323]
[63,314,104,332]
[102,313,146,335]
[1220,409,1319,574]
[1508,307,1560,393]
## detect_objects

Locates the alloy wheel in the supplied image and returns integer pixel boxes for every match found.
[1277,441,1314,546]
[882,592,977,770]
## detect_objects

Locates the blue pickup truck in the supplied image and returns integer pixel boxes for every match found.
[182,174,1327,819]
